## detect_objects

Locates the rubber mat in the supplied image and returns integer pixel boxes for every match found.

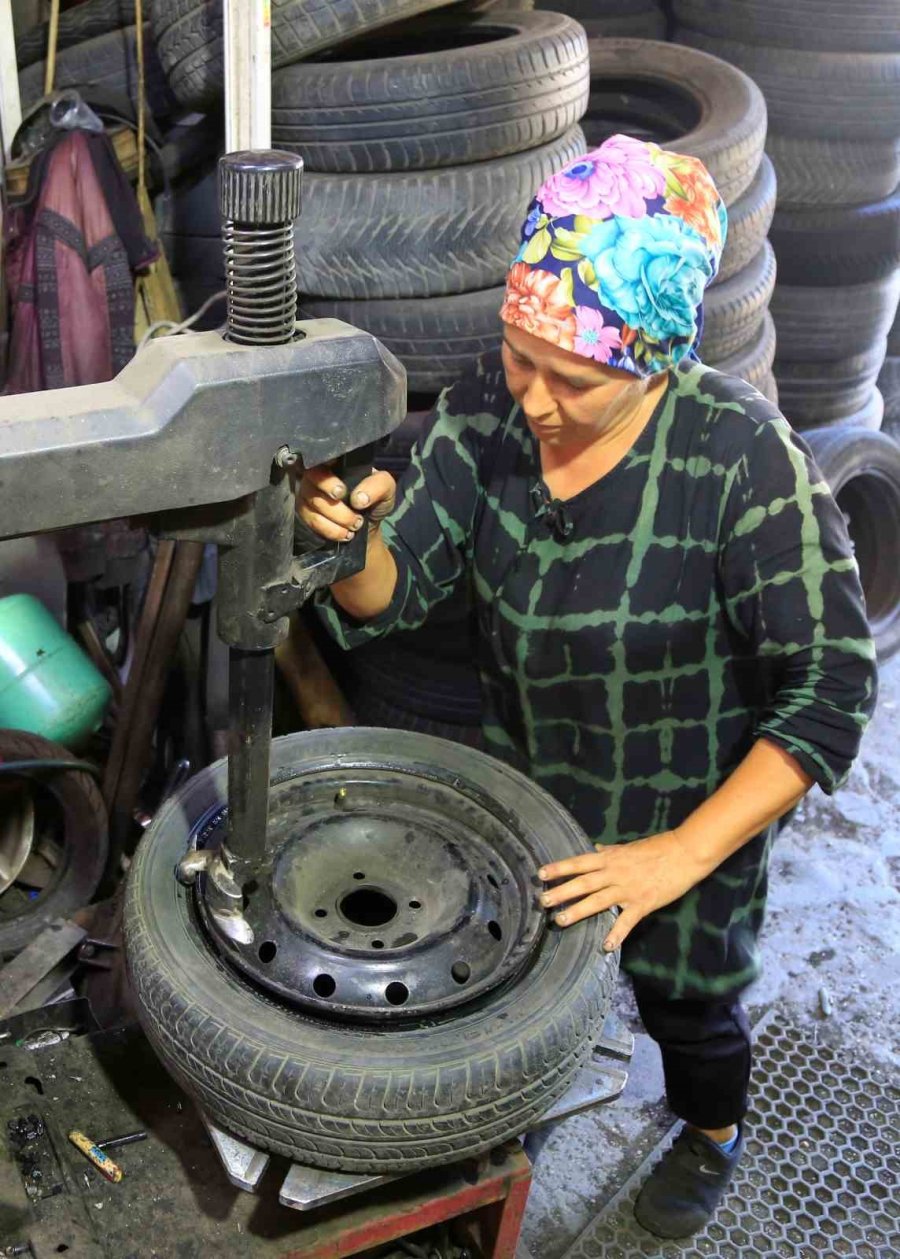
[561,1012,899,1258]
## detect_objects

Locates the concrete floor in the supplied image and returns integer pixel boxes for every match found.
[519,654,900,1259]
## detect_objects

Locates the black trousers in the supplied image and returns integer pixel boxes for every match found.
[632,982,752,1130]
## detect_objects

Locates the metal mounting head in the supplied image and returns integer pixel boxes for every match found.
[218,150,303,226]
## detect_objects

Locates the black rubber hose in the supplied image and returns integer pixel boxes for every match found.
[0,759,101,779]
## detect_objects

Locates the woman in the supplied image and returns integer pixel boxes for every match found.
[297,135,877,1239]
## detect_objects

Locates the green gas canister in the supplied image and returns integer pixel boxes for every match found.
[0,593,111,747]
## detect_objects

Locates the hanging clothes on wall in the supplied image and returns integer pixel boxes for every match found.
[3,127,157,394]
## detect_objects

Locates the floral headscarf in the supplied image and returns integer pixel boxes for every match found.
[500,134,727,377]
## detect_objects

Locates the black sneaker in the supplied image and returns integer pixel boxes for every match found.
[633,1123,744,1239]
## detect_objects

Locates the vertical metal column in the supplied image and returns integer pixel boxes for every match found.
[218,151,303,864]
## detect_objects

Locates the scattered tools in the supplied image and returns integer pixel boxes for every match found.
[96,1130,147,1152]
[67,1130,124,1182]
[65,1127,146,1182]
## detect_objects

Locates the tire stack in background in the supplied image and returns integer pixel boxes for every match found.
[535,0,667,40]
[288,8,589,744]
[158,8,589,400]
[673,2,900,660]
[285,9,590,400]
[155,5,590,746]
[879,309,900,445]
[576,38,777,400]
[16,0,177,122]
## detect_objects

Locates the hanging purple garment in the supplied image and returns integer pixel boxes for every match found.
[4,129,157,394]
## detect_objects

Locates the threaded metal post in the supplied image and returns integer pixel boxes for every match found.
[218,150,303,347]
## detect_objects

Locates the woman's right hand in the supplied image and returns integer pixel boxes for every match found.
[296,464,397,543]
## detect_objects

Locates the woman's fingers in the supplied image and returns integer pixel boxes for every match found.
[300,510,360,544]
[541,869,614,908]
[304,464,348,501]
[553,889,618,928]
[298,466,397,542]
[304,492,364,532]
[349,470,397,521]
[539,852,608,882]
[601,905,642,951]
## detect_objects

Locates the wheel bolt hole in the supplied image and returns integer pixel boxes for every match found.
[372,940,385,949]
[488,920,502,941]
[385,982,409,1006]
[258,941,277,963]
[353,871,366,880]
[451,962,471,985]
[313,973,336,998]
[341,888,397,927]
[408,899,421,909]
[314,908,327,918]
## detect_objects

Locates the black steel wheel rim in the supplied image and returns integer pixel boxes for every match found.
[194,755,546,1021]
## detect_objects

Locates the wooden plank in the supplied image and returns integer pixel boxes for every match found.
[0,0,22,162]
[224,0,271,151]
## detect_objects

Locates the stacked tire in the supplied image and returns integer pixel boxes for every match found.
[286,9,592,744]
[878,307,900,444]
[673,2,900,661]
[535,0,667,41]
[577,39,776,399]
[160,10,590,398]
[673,2,900,434]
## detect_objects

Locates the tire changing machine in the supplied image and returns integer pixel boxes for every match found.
[0,154,634,1252]
[0,12,632,1255]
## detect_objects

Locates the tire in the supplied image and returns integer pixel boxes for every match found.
[16,0,135,68]
[0,731,108,957]
[346,689,485,749]
[674,29,900,142]
[770,273,900,363]
[774,340,888,425]
[461,0,535,9]
[715,153,775,286]
[709,309,776,391]
[786,388,884,435]
[19,25,176,119]
[539,0,662,20]
[582,39,767,207]
[802,425,900,661]
[348,641,483,726]
[765,134,900,209]
[271,11,589,173]
[125,728,617,1172]
[161,128,584,299]
[878,355,900,415]
[299,288,504,393]
[672,0,900,53]
[760,370,778,407]
[296,126,585,299]
[151,0,456,110]
[701,241,776,363]
[770,193,900,288]
[578,12,667,40]
[889,306,900,357]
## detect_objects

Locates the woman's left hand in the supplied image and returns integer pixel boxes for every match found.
[538,831,708,952]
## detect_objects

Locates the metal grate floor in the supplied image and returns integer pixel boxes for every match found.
[561,1012,899,1259]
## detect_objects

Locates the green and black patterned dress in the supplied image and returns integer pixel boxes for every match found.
[317,352,877,1001]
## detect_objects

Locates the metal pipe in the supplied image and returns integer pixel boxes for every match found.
[226,648,275,861]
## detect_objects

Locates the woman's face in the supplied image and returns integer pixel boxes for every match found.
[501,325,649,448]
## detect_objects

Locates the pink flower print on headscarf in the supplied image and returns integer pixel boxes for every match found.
[574,306,623,363]
[538,134,666,221]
